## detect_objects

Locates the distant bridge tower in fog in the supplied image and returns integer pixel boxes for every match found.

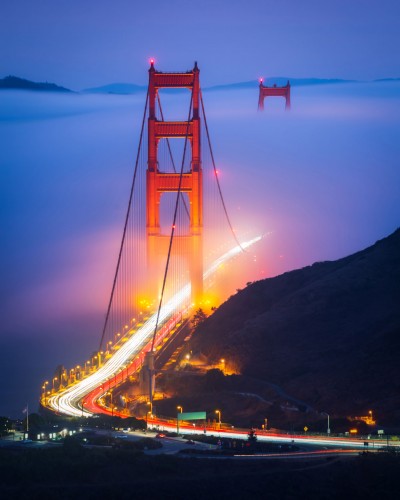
[258,79,291,111]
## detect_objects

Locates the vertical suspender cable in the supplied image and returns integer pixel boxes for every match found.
[99,90,149,351]
[200,90,245,253]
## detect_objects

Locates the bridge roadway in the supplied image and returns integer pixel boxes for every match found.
[47,236,262,417]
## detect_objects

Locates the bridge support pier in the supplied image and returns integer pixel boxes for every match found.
[139,351,155,402]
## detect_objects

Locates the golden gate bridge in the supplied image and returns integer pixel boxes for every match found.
[42,61,262,418]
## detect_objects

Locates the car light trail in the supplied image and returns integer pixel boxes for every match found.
[48,235,262,417]
[148,418,400,450]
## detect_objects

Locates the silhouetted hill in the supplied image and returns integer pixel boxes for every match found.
[0,75,72,92]
[83,82,147,94]
[83,77,356,95]
[204,77,356,92]
[190,229,400,426]
[82,77,398,95]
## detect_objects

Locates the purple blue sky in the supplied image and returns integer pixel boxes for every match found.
[1,0,400,89]
[1,1,400,418]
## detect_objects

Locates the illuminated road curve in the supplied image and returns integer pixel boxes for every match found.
[149,419,400,451]
[48,236,262,417]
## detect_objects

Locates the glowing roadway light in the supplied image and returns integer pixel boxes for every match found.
[48,235,262,417]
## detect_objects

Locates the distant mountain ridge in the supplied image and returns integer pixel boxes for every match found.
[204,77,356,92]
[0,75,72,92]
[82,82,147,94]
[84,77,357,95]
[2,75,398,95]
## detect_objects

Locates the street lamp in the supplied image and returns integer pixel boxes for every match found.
[52,377,58,392]
[42,381,49,401]
[177,406,183,435]
[108,391,113,412]
[322,412,330,435]
[215,410,221,429]
[146,408,153,430]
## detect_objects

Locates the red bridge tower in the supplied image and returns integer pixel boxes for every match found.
[258,79,291,110]
[146,61,203,304]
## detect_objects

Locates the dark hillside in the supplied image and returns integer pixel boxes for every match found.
[0,75,72,92]
[190,229,400,425]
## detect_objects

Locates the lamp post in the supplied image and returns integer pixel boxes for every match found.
[368,410,373,424]
[52,377,58,392]
[146,410,152,430]
[215,410,221,430]
[177,406,183,435]
[42,381,48,403]
[322,412,330,435]
[109,391,113,414]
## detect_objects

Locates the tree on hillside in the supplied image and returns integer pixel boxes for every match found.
[0,417,12,436]
[192,308,207,329]
[248,429,257,450]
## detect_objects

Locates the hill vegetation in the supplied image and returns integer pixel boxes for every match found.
[186,229,400,428]
[0,75,72,92]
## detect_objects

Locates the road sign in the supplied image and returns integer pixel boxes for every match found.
[178,411,206,421]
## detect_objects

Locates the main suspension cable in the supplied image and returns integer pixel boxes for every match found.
[99,90,149,351]
[200,89,245,252]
